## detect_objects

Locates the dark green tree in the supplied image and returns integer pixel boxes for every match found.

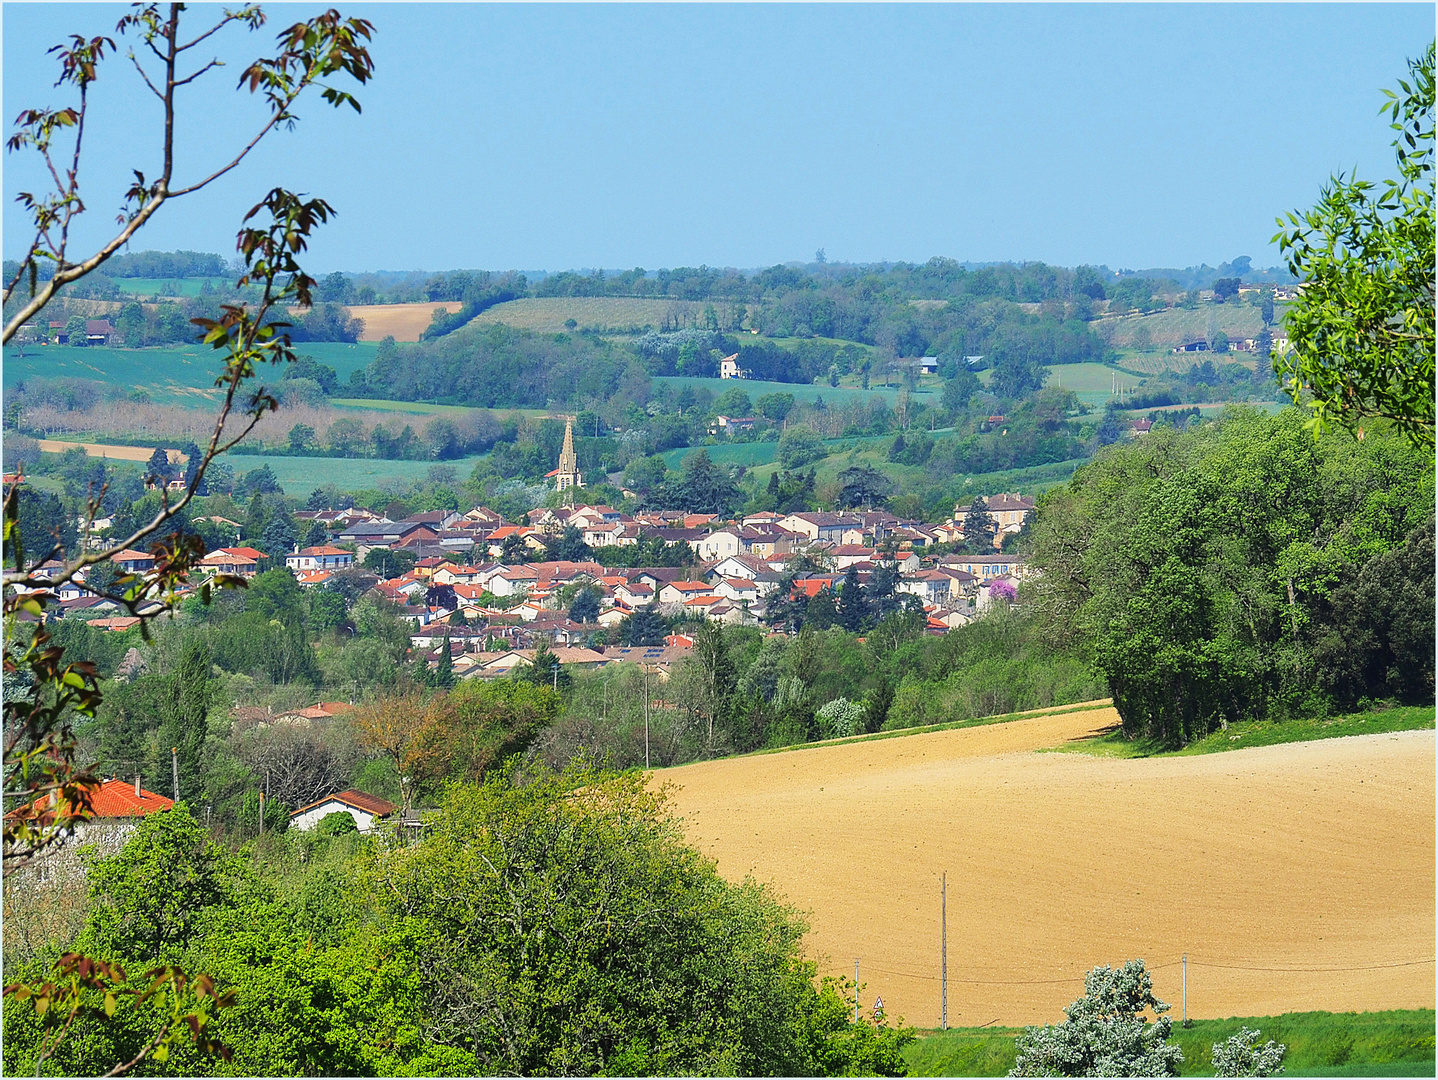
[962,497,997,552]
[835,465,895,510]
[545,524,592,562]
[569,587,601,624]
[157,640,214,802]
[836,565,870,633]
[619,604,669,646]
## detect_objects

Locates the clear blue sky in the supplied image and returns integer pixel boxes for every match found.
[4,4,1432,274]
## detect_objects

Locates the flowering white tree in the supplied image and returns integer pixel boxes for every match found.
[816,697,863,740]
[1212,1027,1286,1077]
[1009,959,1183,1078]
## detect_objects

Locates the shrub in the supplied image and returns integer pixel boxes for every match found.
[1212,1027,1287,1077]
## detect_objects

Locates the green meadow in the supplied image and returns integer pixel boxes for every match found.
[2,341,378,399]
[220,451,487,493]
[111,276,235,298]
[902,1009,1436,1077]
[653,374,929,406]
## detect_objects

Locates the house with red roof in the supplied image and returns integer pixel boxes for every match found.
[198,546,265,578]
[290,789,399,834]
[6,776,175,880]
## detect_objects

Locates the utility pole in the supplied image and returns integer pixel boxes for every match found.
[855,959,860,1024]
[170,746,179,803]
[1182,953,1187,1026]
[940,872,948,1030]
[643,665,650,769]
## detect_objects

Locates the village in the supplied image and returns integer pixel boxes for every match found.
[31,418,1034,686]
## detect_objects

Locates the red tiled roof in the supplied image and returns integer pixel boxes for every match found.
[291,788,398,818]
[6,777,174,825]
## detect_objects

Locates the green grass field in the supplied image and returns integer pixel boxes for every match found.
[1046,704,1435,759]
[2,341,378,400]
[1044,362,1147,407]
[220,452,486,493]
[468,296,711,333]
[902,1009,1436,1077]
[111,277,234,298]
[653,375,927,406]
[2,343,228,403]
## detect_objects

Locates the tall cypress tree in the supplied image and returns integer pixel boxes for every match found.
[836,564,870,633]
[158,640,214,803]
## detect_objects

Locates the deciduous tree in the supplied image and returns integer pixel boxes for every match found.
[1274,43,1435,447]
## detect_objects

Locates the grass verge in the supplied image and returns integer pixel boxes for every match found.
[748,699,1115,758]
[1043,704,1435,759]
[902,1008,1436,1077]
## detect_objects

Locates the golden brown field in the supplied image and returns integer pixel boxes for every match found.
[342,302,455,342]
[658,707,1435,1028]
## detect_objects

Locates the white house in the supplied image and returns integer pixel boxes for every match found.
[289,789,398,834]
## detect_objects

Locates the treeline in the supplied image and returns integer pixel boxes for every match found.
[1029,408,1435,745]
[352,323,649,408]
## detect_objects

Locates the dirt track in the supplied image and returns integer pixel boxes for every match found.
[658,708,1435,1027]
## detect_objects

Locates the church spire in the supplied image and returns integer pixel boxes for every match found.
[555,415,583,498]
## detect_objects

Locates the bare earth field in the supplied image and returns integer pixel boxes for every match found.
[343,302,454,342]
[657,708,1435,1029]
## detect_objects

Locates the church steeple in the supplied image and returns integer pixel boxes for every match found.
[555,415,583,497]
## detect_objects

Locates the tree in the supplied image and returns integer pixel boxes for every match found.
[156,640,213,801]
[778,425,825,469]
[942,366,982,411]
[836,564,870,632]
[1260,291,1275,328]
[288,422,316,454]
[366,764,913,1076]
[545,523,592,562]
[363,546,416,579]
[432,640,456,690]
[756,392,796,423]
[5,9,374,913]
[85,805,238,960]
[963,497,997,552]
[569,587,600,624]
[691,619,736,755]
[835,464,895,510]
[1009,960,1183,1077]
[1274,43,1435,448]
[1211,277,1241,302]
[815,697,863,739]
[520,639,568,690]
[1211,1027,1287,1077]
[1209,330,1230,355]
[260,512,297,561]
[619,603,669,646]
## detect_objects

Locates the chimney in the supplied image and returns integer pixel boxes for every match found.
[135,774,142,797]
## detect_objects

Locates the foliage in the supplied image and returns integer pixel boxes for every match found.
[84,805,238,960]
[1274,44,1435,447]
[1028,408,1434,745]
[1212,1027,1287,1077]
[366,763,914,1076]
[1009,959,1182,1077]
[816,697,864,739]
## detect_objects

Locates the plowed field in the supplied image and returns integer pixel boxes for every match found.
[658,707,1435,1027]
[343,302,454,341]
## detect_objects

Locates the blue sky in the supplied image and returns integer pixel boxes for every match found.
[4,4,1431,274]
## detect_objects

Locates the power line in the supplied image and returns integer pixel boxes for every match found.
[853,955,1431,986]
